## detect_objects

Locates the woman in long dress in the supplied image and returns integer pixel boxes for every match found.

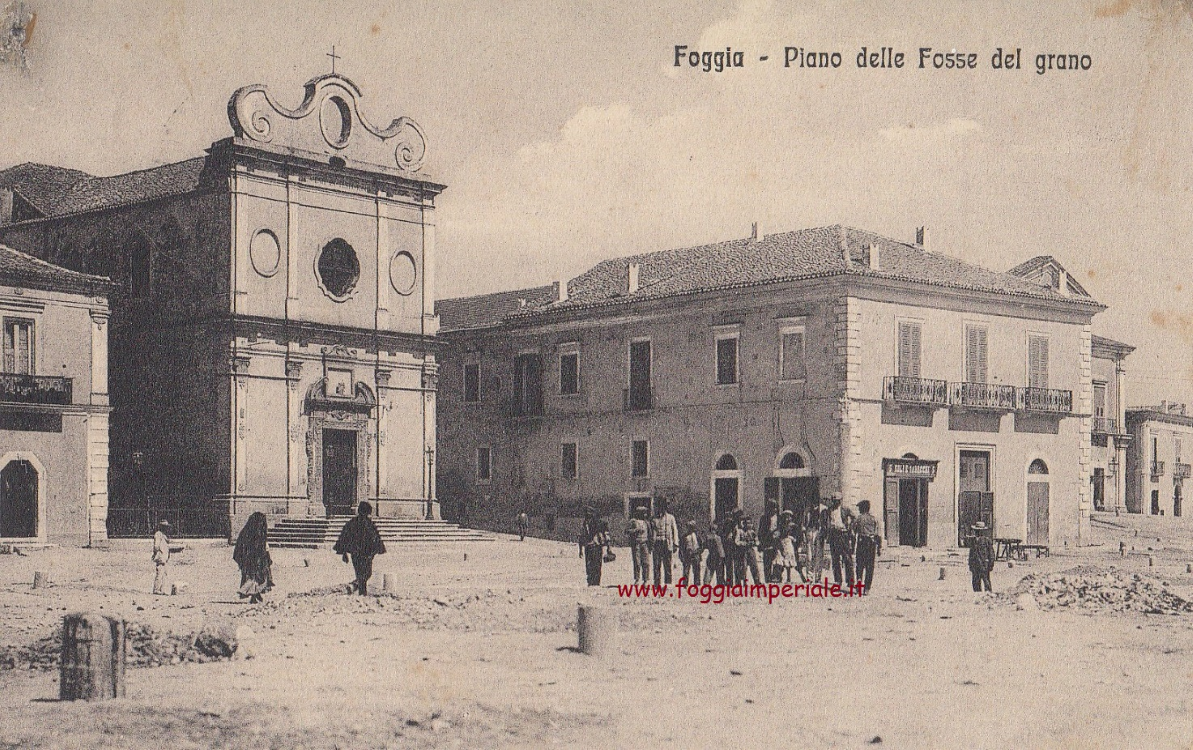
[233,512,272,604]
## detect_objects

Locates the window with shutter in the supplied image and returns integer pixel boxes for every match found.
[780,328,806,381]
[965,325,987,384]
[1093,382,1106,417]
[897,321,921,378]
[2,319,33,375]
[1028,335,1049,390]
[716,336,739,385]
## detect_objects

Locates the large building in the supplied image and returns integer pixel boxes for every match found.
[0,243,112,545]
[437,226,1109,549]
[0,74,444,536]
[1125,403,1193,517]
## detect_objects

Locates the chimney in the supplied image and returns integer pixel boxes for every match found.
[750,221,760,241]
[556,279,568,303]
[1057,268,1069,297]
[1161,400,1168,413]
[915,226,929,250]
[839,226,851,265]
[868,243,881,271]
[627,263,640,294]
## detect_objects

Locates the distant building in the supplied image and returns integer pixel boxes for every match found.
[437,225,1106,549]
[1125,403,1193,517]
[0,243,113,545]
[1089,334,1133,513]
[0,74,444,537]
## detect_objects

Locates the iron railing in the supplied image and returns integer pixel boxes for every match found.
[1175,463,1191,480]
[883,376,949,406]
[1151,461,1166,477]
[1092,416,1117,434]
[0,373,72,405]
[1020,387,1073,414]
[950,382,1017,410]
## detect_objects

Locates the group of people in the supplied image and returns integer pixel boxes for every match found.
[578,494,885,592]
[152,501,389,600]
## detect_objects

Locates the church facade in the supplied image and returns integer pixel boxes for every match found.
[0,75,444,536]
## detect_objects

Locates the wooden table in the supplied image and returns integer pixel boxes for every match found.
[994,537,1022,561]
[1018,543,1050,558]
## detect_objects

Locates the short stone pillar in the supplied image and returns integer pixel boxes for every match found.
[60,613,126,701]
[32,571,48,589]
[577,604,617,657]
[382,573,397,594]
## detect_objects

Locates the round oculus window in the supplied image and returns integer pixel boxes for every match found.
[320,95,352,149]
[316,238,360,300]
[389,251,417,295]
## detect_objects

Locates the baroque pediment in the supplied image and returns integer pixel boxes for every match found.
[227,74,427,173]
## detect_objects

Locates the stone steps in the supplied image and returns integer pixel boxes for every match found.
[268,516,494,548]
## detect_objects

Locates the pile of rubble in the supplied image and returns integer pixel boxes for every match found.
[1001,565,1193,615]
[0,622,247,671]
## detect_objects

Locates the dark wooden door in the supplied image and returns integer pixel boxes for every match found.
[958,451,991,545]
[1026,482,1049,545]
[884,478,899,546]
[322,429,357,516]
[898,479,927,547]
[781,477,819,524]
[0,460,37,538]
[628,341,652,410]
[714,478,738,522]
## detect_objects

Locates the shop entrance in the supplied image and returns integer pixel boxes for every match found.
[882,456,937,547]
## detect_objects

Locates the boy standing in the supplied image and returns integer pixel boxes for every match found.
[680,520,702,584]
[853,500,881,594]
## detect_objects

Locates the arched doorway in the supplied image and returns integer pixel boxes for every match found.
[765,448,818,525]
[1026,459,1050,546]
[710,453,742,523]
[0,460,38,538]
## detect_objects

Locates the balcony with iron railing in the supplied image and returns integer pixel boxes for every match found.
[1019,387,1073,414]
[883,376,949,407]
[0,373,73,405]
[1151,461,1166,477]
[1092,416,1117,434]
[949,381,1018,410]
[1175,463,1191,480]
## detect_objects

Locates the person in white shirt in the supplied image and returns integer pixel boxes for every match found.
[152,520,171,595]
[650,501,679,585]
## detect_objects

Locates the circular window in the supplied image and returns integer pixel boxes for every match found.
[249,229,280,277]
[319,95,352,149]
[316,238,360,301]
[389,251,417,295]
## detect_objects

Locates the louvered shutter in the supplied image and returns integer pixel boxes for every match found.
[966,326,987,384]
[898,322,921,378]
[1028,335,1049,390]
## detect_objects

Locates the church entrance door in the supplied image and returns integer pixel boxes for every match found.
[323,429,358,516]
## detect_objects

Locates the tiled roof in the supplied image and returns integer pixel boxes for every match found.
[0,243,113,296]
[1091,334,1135,355]
[470,225,1102,325]
[0,157,210,219]
[1006,254,1091,298]
[437,284,557,332]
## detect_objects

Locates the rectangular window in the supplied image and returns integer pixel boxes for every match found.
[1027,334,1049,390]
[628,340,652,410]
[715,335,738,385]
[897,321,922,378]
[559,351,580,395]
[631,440,649,478]
[513,353,543,416]
[463,363,480,403]
[779,327,806,381]
[2,319,33,374]
[1093,381,1107,418]
[965,324,988,384]
[476,446,492,483]
[561,442,578,479]
[1177,439,1183,463]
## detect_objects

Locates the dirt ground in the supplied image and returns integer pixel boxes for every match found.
[3,514,1193,749]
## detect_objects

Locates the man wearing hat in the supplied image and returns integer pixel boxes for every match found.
[152,520,171,595]
[968,521,995,592]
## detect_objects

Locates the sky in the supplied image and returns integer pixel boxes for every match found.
[2,0,1192,405]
